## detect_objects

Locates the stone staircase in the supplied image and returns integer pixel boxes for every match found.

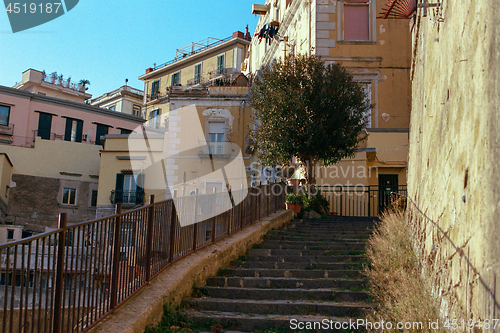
[182,216,377,332]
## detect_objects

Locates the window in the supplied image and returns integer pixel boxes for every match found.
[149,109,160,129]
[207,120,226,155]
[62,187,77,205]
[133,104,141,117]
[343,0,371,41]
[151,80,160,98]
[95,124,110,145]
[114,173,145,205]
[194,63,202,84]
[7,229,14,240]
[360,82,372,128]
[217,55,225,75]
[64,118,83,142]
[37,112,52,140]
[171,72,180,86]
[90,189,98,207]
[0,105,10,126]
[120,128,132,135]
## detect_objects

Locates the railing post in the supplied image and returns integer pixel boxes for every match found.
[169,202,177,263]
[53,213,67,333]
[110,204,122,310]
[145,195,155,282]
[367,186,371,217]
[193,194,199,251]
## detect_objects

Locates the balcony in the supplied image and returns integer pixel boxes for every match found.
[198,141,232,158]
[0,124,14,136]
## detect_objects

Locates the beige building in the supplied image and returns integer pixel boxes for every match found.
[402,0,500,324]
[96,85,255,218]
[248,0,412,210]
[138,31,251,130]
[90,85,144,118]
[13,69,92,103]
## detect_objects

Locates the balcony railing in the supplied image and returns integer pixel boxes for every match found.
[0,124,14,136]
[0,184,286,333]
[91,86,144,104]
[198,141,231,158]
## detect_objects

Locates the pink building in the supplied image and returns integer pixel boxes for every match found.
[0,85,145,232]
[0,85,143,147]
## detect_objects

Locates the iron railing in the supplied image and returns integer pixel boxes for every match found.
[0,183,285,333]
[318,185,407,217]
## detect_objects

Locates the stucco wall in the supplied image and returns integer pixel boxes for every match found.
[407,0,500,323]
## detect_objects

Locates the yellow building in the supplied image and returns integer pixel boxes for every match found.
[248,0,412,214]
[138,31,251,130]
[96,32,257,217]
[96,85,256,218]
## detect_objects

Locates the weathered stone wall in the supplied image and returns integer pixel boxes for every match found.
[407,0,500,324]
[7,174,98,231]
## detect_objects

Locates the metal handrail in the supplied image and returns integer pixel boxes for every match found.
[0,184,286,333]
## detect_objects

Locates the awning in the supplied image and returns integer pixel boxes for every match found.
[377,0,417,19]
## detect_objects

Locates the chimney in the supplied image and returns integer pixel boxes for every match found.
[245,25,251,40]
[232,31,245,39]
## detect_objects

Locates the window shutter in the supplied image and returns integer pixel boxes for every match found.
[135,173,145,205]
[64,118,72,141]
[344,5,370,41]
[115,173,125,204]
[37,112,52,140]
[76,120,83,142]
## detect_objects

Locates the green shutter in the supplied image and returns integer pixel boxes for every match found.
[64,118,72,141]
[76,120,83,142]
[135,174,145,205]
[115,173,124,204]
[37,112,52,140]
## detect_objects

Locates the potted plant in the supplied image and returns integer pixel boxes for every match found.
[50,72,58,83]
[285,193,303,214]
[78,79,90,92]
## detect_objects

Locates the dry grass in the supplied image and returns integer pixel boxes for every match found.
[364,210,444,333]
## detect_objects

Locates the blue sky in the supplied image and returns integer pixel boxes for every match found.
[0,0,260,97]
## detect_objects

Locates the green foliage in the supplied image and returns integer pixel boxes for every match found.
[251,54,371,183]
[285,193,304,204]
[302,190,329,214]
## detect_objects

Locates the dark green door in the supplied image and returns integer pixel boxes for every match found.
[378,174,398,213]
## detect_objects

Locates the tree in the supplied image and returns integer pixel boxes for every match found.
[250,54,371,185]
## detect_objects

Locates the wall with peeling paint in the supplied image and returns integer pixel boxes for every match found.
[408,0,500,324]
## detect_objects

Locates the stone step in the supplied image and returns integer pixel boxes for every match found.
[232,260,364,270]
[242,254,367,263]
[247,248,366,257]
[217,268,364,279]
[185,298,371,317]
[198,286,370,302]
[205,276,368,289]
[184,311,366,332]
[260,239,367,247]
[275,225,374,232]
[266,235,371,241]
[258,241,367,250]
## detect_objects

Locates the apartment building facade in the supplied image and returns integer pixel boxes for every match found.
[0,85,144,232]
[90,85,144,118]
[138,31,251,131]
[248,0,412,194]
